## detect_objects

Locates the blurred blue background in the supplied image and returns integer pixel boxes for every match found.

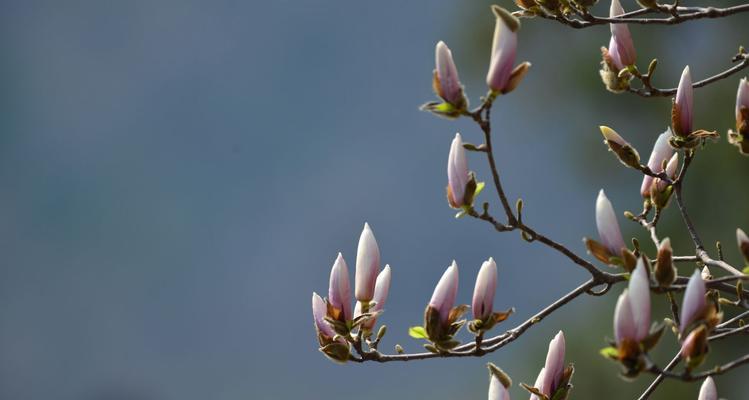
[1,1,748,399]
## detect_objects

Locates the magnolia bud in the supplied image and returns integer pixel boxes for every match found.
[629,259,651,341]
[654,238,676,286]
[486,6,519,93]
[447,133,474,209]
[680,269,707,335]
[599,40,633,93]
[596,189,627,257]
[640,129,674,198]
[329,253,352,322]
[434,41,466,107]
[698,377,718,400]
[609,0,636,67]
[538,331,566,397]
[357,265,392,331]
[472,258,498,320]
[737,78,749,131]
[672,66,694,137]
[430,261,459,324]
[312,292,336,341]
[355,223,380,302]
[488,368,511,400]
[600,126,641,169]
[737,228,749,264]
[680,325,708,369]
[614,289,636,346]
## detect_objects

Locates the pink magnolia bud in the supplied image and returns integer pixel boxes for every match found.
[609,0,636,67]
[328,253,352,321]
[680,269,707,334]
[596,189,626,256]
[673,66,694,137]
[698,377,717,400]
[430,261,459,323]
[542,331,566,394]
[312,292,336,339]
[472,257,498,320]
[640,129,675,197]
[447,133,470,208]
[435,41,464,105]
[614,289,636,346]
[488,374,511,400]
[355,222,380,302]
[486,6,518,92]
[530,367,546,400]
[628,259,651,341]
[736,228,749,262]
[737,78,749,129]
[372,265,391,312]
[354,265,392,330]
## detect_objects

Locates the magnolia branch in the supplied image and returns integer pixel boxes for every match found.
[628,52,749,98]
[671,151,746,276]
[349,278,618,363]
[523,3,749,28]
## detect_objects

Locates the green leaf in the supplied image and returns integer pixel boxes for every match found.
[599,346,619,360]
[474,181,485,198]
[743,266,749,274]
[408,326,428,339]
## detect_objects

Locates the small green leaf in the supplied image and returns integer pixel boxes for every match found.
[599,346,619,360]
[743,266,749,274]
[474,181,486,198]
[408,326,428,339]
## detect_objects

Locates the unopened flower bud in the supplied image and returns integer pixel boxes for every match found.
[654,238,676,286]
[698,377,718,400]
[731,78,749,153]
[533,331,567,399]
[447,133,476,209]
[430,261,459,324]
[355,223,380,302]
[487,363,512,400]
[737,78,749,131]
[680,269,707,335]
[434,41,466,107]
[600,126,641,169]
[356,265,392,331]
[629,259,651,341]
[312,292,336,341]
[486,6,520,93]
[596,189,626,257]
[609,0,636,68]
[640,129,674,198]
[680,325,708,369]
[737,228,749,264]
[672,66,694,137]
[472,258,498,320]
[328,253,352,322]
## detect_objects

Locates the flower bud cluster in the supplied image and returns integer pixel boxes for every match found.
[311,224,392,362]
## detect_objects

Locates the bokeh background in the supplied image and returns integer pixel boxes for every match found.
[1,1,748,399]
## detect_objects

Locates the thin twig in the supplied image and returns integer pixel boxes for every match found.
[525,4,749,28]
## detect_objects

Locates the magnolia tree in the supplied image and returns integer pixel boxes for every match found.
[311,2,749,399]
